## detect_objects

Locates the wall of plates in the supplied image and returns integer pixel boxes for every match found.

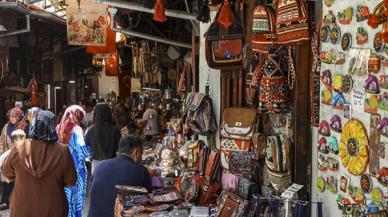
[314,0,388,215]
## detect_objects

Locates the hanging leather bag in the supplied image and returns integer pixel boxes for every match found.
[252,4,277,53]
[204,1,245,69]
[215,190,249,217]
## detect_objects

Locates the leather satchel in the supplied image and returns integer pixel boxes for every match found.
[221,107,257,140]
[237,176,259,200]
[186,140,205,171]
[229,151,252,175]
[205,4,245,69]
[215,191,248,217]
[198,149,222,205]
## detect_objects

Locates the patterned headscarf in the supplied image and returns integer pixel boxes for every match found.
[8,107,27,130]
[29,110,58,143]
[28,107,42,124]
[56,105,85,144]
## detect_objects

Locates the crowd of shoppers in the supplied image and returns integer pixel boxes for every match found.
[0,98,151,217]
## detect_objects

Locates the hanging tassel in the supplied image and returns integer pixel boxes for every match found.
[197,0,210,23]
[217,0,235,28]
[153,0,167,22]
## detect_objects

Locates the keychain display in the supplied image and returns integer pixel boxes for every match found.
[338,7,353,25]
[339,119,369,176]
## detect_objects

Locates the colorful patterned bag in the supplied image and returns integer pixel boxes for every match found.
[275,0,310,45]
[252,5,277,53]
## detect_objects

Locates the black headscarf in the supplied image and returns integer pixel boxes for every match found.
[86,103,121,160]
[29,110,58,143]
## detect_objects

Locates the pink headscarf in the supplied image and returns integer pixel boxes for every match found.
[56,105,85,144]
[8,107,27,130]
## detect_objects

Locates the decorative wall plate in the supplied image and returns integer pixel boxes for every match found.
[338,7,353,25]
[333,74,344,92]
[327,136,339,154]
[321,26,330,43]
[321,89,333,105]
[339,119,369,176]
[340,175,350,193]
[368,53,381,73]
[341,33,352,51]
[356,27,368,45]
[356,6,369,22]
[330,115,342,133]
[371,188,383,206]
[319,120,331,136]
[324,0,333,7]
[365,95,379,113]
[360,174,372,193]
[323,11,336,26]
[342,75,353,93]
[327,156,339,171]
[317,176,325,192]
[330,26,341,44]
[374,32,384,52]
[332,93,346,110]
[376,167,388,187]
[321,70,333,89]
[364,75,380,94]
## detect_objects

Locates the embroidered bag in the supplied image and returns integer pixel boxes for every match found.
[265,134,291,174]
[252,4,277,53]
[186,140,205,171]
[185,92,217,136]
[275,0,310,45]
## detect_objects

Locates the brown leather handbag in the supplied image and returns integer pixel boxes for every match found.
[198,149,221,205]
[205,2,245,69]
[215,190,249,217]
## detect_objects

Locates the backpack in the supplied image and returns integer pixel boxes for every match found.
[275,0,310,45]
[252,5,277,53]
[185,92,217,135]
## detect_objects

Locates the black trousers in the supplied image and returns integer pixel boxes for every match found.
[1,181,14,205]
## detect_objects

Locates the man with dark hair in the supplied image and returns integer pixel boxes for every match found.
[87,135,151,217]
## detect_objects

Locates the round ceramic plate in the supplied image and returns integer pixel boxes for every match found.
[342,75,353,93]
[341,33,352,51]
[317,176,326,192]
[360,174,372,193]
[321,26,330,43]
[331,26,341,44]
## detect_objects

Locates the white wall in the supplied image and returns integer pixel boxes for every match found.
[313,0,388,216]
[98,69,119,99]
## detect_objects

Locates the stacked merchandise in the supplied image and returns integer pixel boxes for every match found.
[316,0,388,216]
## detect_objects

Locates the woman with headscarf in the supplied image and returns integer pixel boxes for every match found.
[0,107,27,210]
[2,110,77,217]
[25,107,42,136]
[57,105,92,217]
[85,102,121,174]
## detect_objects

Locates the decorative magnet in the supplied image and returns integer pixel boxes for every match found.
[371,188,384,206]
[348,184,365,205]
[356,27,368,45]
[364,75,380,94]
[356,5,369,22]
[319,120,331,136]
[321,89,332,105]
[377,117,388,137]
[379,75,388,89]
[326,175,338,193]
[339,119,369,176]
[323,11,336,26]
[332,93,346,110]
[317,137,329,153]
[330,26,341,44]
[367,2,387,29]
[321,50,345,64]
[324,0,333,7]
[338,7,353,25]
[378,93,388,111]
[378,143,385,159]
[330,115,342,133]
[340,175,350,193]
[333,74,343,92]
[360,174,372,193]
[341,33,352,51]
[327,157,339,171]
[365,95,379,113]
[320,70,333,89]
[317,176,325,192]
[342,75,353,93]
[321,26,330,43]
[377,168,388,187]
[327,136,339,154]
[368,53,381,73]
[374,32,384,52]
